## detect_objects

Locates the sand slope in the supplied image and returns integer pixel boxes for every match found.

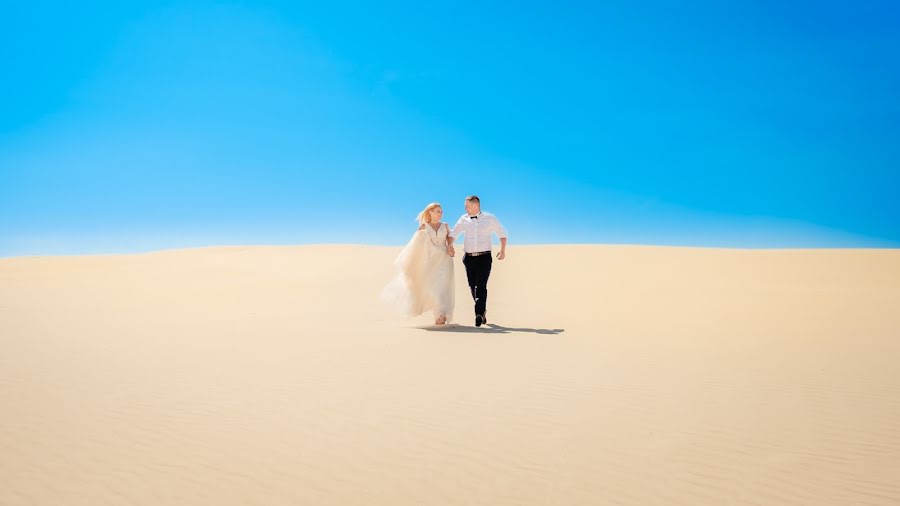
[1,244,899,505]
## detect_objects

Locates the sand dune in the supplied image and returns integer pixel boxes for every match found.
[1,244,899,505]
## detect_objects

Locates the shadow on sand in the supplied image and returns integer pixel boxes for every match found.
[417,323,565,335]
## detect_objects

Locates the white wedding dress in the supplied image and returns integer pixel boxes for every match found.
[380,222,455,321]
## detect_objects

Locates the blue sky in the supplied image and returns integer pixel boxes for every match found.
[2,0,898,256]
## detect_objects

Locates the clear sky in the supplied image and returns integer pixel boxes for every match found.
[2,0,898,256]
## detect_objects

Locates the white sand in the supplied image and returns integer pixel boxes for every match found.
[1,244,899,505]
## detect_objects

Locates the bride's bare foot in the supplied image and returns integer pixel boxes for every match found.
[434,315,447,325]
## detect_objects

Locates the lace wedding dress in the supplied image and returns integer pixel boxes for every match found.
[380,222,455,321]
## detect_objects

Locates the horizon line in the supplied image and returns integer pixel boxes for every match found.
[3,241,900,260]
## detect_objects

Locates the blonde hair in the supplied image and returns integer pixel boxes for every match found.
[416,202,442,225]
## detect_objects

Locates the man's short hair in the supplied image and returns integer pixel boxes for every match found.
[465,195,480,204]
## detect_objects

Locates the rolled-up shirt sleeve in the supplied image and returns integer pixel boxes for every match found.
[491,215,508,238]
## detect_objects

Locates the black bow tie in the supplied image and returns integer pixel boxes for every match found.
[470,215,478,219]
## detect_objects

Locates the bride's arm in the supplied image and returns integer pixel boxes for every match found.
[445,222,456,256]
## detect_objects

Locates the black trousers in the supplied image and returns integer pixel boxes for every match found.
[462,253,492,318]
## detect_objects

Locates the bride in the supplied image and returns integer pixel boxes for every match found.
[380,202,455,325]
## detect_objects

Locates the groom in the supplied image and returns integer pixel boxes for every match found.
[447,195,508,327]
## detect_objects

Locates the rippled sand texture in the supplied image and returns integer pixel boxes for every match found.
[2,244,899,505]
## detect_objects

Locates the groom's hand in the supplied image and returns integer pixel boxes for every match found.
[497,250,505,260]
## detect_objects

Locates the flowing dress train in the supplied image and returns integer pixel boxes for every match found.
[380,222,455,321]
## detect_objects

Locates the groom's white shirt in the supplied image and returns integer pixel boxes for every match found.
[449,211,508,253]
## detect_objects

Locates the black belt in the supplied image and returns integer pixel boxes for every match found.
[465,250,491,257]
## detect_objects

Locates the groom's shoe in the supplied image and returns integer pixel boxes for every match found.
[475,314,484,327]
